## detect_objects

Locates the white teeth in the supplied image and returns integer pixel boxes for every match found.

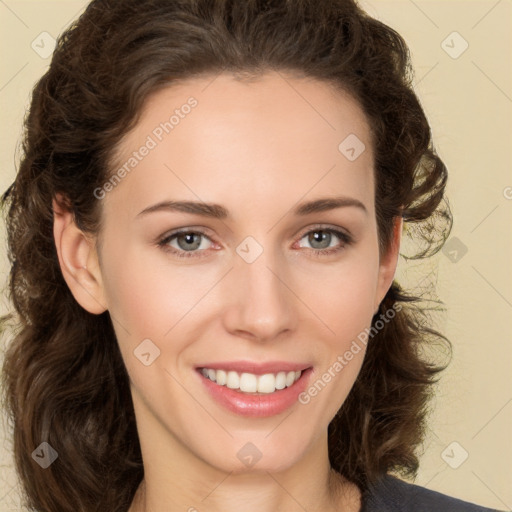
[200,368,303,393]
[216,369,227,386]
[258,373,278,393]
[240,373,257,392]
[275,372,287,390]
[226,371,239,389]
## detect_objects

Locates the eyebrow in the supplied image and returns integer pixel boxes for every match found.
[136,195,368,219]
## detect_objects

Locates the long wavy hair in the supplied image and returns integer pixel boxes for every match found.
[0,0,453,510]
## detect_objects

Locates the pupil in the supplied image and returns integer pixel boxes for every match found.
[311,230,330,249]
[179,233,200,250]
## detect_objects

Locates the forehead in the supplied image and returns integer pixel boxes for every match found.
[105,71,374,219]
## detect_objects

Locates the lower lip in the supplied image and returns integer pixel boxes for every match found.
[197,368,313,417]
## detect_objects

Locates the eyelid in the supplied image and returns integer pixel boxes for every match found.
[295,223,352,241]
[156,226,216,250]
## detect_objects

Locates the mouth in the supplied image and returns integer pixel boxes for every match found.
[195,362,313,417]
[198,367,304,395]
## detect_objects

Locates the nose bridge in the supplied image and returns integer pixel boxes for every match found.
[226,234,295,340]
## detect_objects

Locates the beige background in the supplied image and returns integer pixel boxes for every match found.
[0,0,511,510]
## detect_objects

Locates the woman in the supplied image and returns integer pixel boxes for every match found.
[0,0,504,511]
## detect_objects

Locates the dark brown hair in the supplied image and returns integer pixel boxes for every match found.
[1,0,453,510]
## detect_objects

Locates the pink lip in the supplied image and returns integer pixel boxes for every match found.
[196,366,313,418]
[195,360,311,375]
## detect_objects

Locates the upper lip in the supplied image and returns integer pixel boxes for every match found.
[196,360,312,375]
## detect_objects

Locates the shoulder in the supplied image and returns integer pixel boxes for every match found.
[360,474,504,512]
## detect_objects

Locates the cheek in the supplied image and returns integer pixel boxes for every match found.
[102,243,204,336]
[300,255,379,344]
[297,265,377,423]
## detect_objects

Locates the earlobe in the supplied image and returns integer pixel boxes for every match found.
[52,194,108,314]
[374,215,403,313]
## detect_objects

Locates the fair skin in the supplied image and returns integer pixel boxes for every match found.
[53,71,402,512]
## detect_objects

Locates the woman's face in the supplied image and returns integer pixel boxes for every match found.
[85,72,400,475]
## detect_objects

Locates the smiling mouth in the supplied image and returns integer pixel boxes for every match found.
[198,367,305,394]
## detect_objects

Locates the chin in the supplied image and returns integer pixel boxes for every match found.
[199,433,311,475]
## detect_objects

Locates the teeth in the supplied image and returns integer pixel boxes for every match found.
[226,370,239,389]
[200,368,303,394]
[216,369,227,386]
[240,372,257,392]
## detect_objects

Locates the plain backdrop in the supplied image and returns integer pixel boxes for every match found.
[0,1,511,510]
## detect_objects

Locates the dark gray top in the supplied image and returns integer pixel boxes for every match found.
[360,474,505,512]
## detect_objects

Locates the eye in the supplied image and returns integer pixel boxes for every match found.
[157,229,214,258]
[296,226,353,256]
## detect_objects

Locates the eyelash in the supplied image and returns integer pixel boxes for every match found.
[156,225,354,259]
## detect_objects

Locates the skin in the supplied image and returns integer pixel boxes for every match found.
[53,71,402,512]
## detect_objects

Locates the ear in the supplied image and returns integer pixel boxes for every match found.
[52,194,108,314]
[373,215,403,314]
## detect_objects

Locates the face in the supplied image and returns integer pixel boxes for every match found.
[79,72,399,476]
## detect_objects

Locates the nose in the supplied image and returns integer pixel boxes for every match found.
[222,245,297,343]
